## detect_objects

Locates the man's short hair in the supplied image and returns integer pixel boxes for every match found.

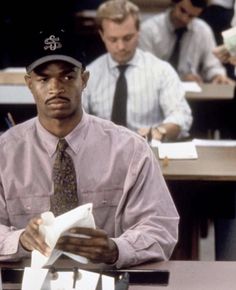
[96,0,140,31]
[172,0,208,9]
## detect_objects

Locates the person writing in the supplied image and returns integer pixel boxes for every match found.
[0,28,179,268]
[139,0,234,84]
[82,0,192,141]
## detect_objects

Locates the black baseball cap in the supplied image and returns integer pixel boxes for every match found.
[26,28,85,73]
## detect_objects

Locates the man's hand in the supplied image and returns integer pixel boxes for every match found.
[182,73,203,83]
[211,75,235,85]
[213,45,231,63]
[19,217,51,256]
[56,227,118,264]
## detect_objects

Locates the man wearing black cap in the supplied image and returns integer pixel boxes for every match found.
[0,28,179,267]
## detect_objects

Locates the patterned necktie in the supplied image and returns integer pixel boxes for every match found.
[169,27,187,70]
[111,65,129,126]
[51,138,78,216]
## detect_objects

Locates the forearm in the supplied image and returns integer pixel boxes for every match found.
[0,227,30,261]
[113,217,179,268]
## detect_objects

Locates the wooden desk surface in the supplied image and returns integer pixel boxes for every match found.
[0,72,234,103]
[153,146,236,181]
[1,260,236,290]
[186,83,235,101]
[0,72,25,85]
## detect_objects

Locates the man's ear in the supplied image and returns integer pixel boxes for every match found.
[99,29,105,42]
[82,70,90,89]
[24,74,32,89]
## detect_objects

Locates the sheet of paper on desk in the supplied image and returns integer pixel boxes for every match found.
[181,81,202,92]
[151,140,198,159]
[222,26,236,55]
[1,67,25,72]
[193,139,236,147]
[31,203,96,269]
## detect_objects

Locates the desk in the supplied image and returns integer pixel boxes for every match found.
[186,83,236,138]
[1,260,236,290]
[155,146,236,181]
[153,146,236,259]
[186,83,235,101]
[0,72,25,85]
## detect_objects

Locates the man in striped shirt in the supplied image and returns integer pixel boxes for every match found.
[82,0,192,141]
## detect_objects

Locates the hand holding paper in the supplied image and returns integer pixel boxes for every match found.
[31,203,96,268]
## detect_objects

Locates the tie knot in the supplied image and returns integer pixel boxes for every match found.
[57,138,68,152]
[117,65,128,74]
[174,27,187,39]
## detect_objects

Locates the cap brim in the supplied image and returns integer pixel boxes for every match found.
[26,54,82,73]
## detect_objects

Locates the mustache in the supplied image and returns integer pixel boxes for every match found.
[45,96,70,104]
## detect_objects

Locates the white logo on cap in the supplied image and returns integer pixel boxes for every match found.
[44,35,62,51]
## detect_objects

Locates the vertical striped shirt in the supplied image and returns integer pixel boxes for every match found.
[83,48,192,137]
[139,10,226,82]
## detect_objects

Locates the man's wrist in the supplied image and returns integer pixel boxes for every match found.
[156,126,167,140]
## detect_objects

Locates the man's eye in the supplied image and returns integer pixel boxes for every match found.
[64,75,74,81]
[109,38,117,43]
[38,77,48,82]
[124,35,133,41]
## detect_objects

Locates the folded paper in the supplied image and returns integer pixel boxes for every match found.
[31,203,96,269]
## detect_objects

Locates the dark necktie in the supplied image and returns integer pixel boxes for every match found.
[51,138,78,216]
[111,65,129,126]
[169,27,187,70]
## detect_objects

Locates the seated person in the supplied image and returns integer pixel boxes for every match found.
[83,0,192,141]
[0,27,179,268]
[139,0,234,84]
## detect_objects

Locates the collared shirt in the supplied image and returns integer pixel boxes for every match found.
[211,0,234,8]
[83,48,192,137]
[0,112,179,268]
[139,10,226,82]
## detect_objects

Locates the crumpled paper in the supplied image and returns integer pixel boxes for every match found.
[31,203,96,269]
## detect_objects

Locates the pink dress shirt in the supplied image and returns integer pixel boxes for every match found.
[0,112,179,268]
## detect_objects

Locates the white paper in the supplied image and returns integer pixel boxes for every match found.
[49,271,75,290]
[75,270,100,290]
[22,267,49,290]
[222,26,236,55]
[102,274,115,290]
[193,138,236,147]
[181,81,202,92]
[1,67,26,72]
[31,203,96,269]
[152,141,198,159]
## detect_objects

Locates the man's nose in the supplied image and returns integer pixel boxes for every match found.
[116,39,126,50]
[49,79,64,95]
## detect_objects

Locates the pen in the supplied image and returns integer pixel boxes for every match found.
[147,127,152,144]
[7,112,16,126]
[4,117,12,128]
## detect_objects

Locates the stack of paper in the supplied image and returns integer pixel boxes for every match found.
[193,139,236,147]
[181,81,202,92]
[151,140,198,159]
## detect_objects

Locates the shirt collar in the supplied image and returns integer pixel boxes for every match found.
[107,49,142,71]
[36,110,89,157]
[166,9,193,33]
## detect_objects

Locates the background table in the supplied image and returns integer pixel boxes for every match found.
[152,145,236,260]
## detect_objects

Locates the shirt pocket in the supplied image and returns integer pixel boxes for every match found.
[80,189,122,234]
[7,196,50,229]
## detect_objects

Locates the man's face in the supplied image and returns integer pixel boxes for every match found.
[99,14,139,64]
[25,61,89,123]
[171,0,203,28]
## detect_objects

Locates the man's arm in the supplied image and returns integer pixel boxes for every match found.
[112,142,179,268]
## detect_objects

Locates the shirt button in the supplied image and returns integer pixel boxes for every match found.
[102,199,107,205]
